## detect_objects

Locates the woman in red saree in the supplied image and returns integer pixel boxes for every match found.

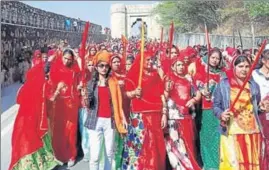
[47,49,80,167]
[122,51,167,170]
[9,59,59,170]
[164,55,202,170]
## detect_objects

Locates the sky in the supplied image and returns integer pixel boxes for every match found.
[21,1,156,29]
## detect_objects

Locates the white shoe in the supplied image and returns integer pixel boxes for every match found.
[67,159,75,167]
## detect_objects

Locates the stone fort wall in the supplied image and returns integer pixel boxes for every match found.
[1,1,108,87]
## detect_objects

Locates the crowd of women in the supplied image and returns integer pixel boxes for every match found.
[8,36,269,170]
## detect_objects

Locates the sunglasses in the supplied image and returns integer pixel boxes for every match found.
[97,64,109,69]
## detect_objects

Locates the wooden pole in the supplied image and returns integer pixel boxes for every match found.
[138,21,145,88]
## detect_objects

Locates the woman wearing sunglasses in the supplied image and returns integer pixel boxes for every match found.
[83,51,127,170]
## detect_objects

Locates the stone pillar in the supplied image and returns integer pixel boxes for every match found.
[110,4,126,38]
[149,14,161,40]
[127,16,137,38]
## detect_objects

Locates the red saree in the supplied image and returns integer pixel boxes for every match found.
[9,62,51,170]
[122,53,166,170]
[166,73,201,170]
[47,60,80,163]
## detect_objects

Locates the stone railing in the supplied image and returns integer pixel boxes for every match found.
[1,1,103,34]
[172,33,269,49]
[1,23,107,67]
[1,1,109,88]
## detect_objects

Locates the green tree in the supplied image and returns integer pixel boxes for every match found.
[153,0,269,34]
[245,0,269,20]
[153,1,223,32]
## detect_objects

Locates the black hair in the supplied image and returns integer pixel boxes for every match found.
[89,47,96,52]
[234,55,251,67]
[111,54,121,61]
[254,49,258,54]
[99,45,106,51]
[166,45,177,55]
[209,47,223,69]
[262,49,269,59]
[242,49,251,54]
[63,48,75,59]
[126,55,135,63]
[41,47,48,54]
[209,47,222,58]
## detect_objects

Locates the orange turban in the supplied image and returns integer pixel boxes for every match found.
[93,51,111,65]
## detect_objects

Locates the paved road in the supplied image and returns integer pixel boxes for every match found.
[1,82,22,114]
[1,83,89,170]
[1,105,90,170]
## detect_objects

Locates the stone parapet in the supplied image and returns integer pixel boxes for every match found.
[1,1,109,87]
[1,1,102,34]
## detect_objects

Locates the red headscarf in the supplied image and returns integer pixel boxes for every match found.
[225,55,249,86]
[48,49,55,57]
[169,52,188,76]
[10,61,48,170]
[110,54,126,73]
[32,50,42,67]
[125,51,164,113]
[184,46,198,63]
[226,47,240,57]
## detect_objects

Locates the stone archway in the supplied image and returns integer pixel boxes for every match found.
[130,18,147,38]
[110,3,161,39]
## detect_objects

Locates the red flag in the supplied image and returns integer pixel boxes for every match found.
[168,21,174,75]
[80,22,90,86]
[169,21,174,53]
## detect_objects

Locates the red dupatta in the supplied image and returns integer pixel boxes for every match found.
[193,57,223,109]
[9,62,48,170]
[46,56,81,162]
[125,52,164,113]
